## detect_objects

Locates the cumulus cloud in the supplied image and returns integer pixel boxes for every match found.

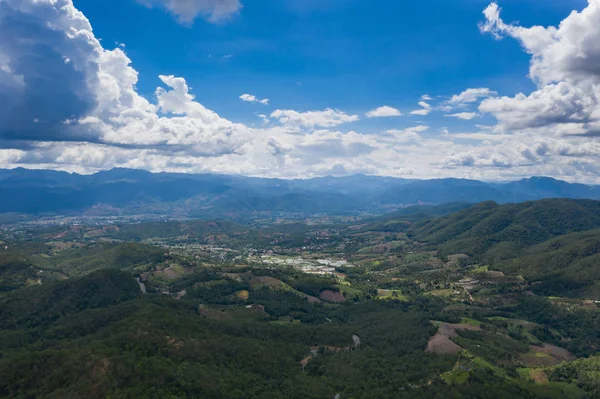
[410,101,432,116]
[445,112,478,120]
[0,0,250,158]
[448,88,497,106]
[240,93,269,105]
[385,125,428,143]
[138,0,242,24]
[297,130,376,158]
[478,1,600,137]
[365,106,402,118]
[0,0,100,142]
[479,2,600,86]
[479,83,597,131]
[0,0,599,183]
[450,132,511,141]
[270,108,359,129]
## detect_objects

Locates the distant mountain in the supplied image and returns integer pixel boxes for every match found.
[379,178,530,204]
[0,168,599,217]
[496,176,600,199]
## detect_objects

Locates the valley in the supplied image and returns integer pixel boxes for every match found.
[1,199,600,397]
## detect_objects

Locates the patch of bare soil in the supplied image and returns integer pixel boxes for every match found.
[155,264,193,281]
[302,294,322,304]
[426,333,463,355]
[319,290,345,303]
[425,323,481,355]
[521,353,561,367]
[534,343,576,362]
[300,341,357,368]
[255,276,284,287]
[248,275,284,289]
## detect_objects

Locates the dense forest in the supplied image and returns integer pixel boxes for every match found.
[1,199,600,398]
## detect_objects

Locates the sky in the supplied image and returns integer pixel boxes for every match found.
[1,0,599,183]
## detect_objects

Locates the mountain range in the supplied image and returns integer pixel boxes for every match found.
[1,168,600,217]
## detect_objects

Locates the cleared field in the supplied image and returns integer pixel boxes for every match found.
[426,323,482,355]
[426,289,456,297]
[521,351,561,367]
[518,368,549,384]
[154,264,194,281]
[319,290,345,303]
[533,344,575,362]
[376,289,408,301]
[357,240,405,254]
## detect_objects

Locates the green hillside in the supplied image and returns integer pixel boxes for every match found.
[37,242,166,277]
[411,199,600,262]
[0,268,581,399]
[0,269,140,330]
[549,355,600,397]
[496,229,600,297]
[0,254,40,292]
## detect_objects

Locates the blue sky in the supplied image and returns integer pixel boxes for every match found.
[75,0,585,125]
[76,0,578,125]
[0,0,599,182]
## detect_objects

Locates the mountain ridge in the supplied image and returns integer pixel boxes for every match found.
[0,168,599,217]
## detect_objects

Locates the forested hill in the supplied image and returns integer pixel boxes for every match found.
[0,168,600,217]
[409,199,600,297]
[411,199,600,259]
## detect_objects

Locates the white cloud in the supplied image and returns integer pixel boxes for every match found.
[240,93,269,105]
[385,125,429,143]
[138,0,242,24]
[270,109,359,129]
[478,1,600,137]
[365,106,402,118]
[479,2,600,86]
[479,83,597,131]
[448,88,497,106]
[442,134,600,177]
[420,94,433,101]
[450,132,511,141]
[410,101,432,116]
[0,0,599,184]
[256,113,269,124]
[445,112,478,120]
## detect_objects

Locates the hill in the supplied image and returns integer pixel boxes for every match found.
[411,199,600,261]
[496,229,600,297]
[0,269,583,399]
[0,269,141,329]
[408,199,600,297]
